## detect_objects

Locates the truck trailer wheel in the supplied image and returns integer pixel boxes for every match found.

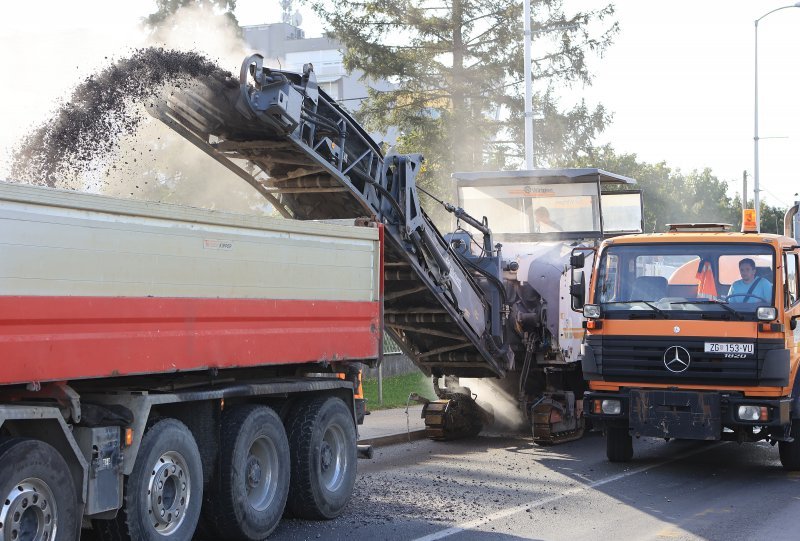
[779,421,800,471]
[606,426,633,462]
[207,405,290,540]
[286,396,357,519]
[95,419,202,541]
[0,438,79,541]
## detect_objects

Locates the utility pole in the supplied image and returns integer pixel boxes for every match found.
[742,170,748,211]
[523,0,534,169]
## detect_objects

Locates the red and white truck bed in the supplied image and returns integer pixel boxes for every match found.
[0,181,381,386]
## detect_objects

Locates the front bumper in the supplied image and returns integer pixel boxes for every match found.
[584,390,791,440]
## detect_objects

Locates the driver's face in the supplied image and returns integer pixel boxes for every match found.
[739,264,756,283]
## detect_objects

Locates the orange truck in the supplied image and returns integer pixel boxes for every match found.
[572,219,800,468]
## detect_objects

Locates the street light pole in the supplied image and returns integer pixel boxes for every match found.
[754,19,760,230]
[523,0,534,169]
[754,3,800,232]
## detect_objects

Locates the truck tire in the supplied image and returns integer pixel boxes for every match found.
[779,421,800,471]
[0,438,79,541]
[606,426,633,462]
[286,396,357,519]
[206,405,290,540]
[94,419,202,541]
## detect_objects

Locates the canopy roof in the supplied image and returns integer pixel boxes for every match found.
[452,168,637,186]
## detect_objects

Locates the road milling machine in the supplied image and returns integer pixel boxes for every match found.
[155,54,643,443]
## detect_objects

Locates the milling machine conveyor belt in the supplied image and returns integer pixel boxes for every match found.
[153,54,512,379]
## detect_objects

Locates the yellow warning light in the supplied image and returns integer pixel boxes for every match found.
[742,209,757,232]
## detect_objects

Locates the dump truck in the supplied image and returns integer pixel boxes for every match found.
[153,54,644,443]
[574,218,800,468]
[0,181,382,540]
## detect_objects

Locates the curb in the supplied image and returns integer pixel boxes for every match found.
[358,429,427,448]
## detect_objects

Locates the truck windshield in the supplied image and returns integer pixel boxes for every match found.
[593,243,776,318]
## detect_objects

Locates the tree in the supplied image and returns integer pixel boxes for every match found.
[307,0,618,196]
[755,199,787,235]
[567,145,787,234]
[145,0,239,29]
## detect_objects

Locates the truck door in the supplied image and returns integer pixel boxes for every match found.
[785,251,800,361]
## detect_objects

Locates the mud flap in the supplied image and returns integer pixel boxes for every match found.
[629,390,720,440]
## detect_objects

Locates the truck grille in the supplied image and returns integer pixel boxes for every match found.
[586,336,781,386]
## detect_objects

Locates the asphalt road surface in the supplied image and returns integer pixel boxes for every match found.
[269,431,800,541]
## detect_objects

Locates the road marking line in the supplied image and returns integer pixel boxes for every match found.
[411,442,726,541]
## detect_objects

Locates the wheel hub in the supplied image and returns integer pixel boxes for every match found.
[246,457,262,489]
[0,479,57,541]
[320,424,348,492]
[148,452,190,535]
[246,436,278,512]
[320,443,333,471]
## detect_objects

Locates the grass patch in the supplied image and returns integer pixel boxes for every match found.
[362,371,436,410]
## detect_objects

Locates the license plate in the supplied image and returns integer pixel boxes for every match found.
[704,342,754,354]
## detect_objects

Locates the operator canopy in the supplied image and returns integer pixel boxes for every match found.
[453,168,642,241]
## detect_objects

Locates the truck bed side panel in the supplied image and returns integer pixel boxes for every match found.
[0,183,381,385]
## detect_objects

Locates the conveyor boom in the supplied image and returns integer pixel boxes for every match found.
[154,55,512,378]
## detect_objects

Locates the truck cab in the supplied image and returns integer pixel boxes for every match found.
[575,223,800,468]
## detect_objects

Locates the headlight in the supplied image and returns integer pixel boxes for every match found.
[584,304,601,319]
[737,405,759,421]
[601,399,621,415]
[757,307,777,321]
[737,405,768,421]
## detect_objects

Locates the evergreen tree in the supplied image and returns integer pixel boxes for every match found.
[307,0,618,196]
[146,0,239,30]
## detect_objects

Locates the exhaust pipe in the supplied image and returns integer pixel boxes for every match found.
[357,444,374,459]
[784,201,799,241]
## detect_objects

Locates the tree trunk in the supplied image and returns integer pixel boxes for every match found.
[450,0,471,172]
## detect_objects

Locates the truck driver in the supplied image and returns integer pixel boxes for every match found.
[727,257,772,303]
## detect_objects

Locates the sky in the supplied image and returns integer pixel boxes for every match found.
[1,1,799,210]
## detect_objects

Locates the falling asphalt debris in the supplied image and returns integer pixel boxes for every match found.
[10,47,233,188]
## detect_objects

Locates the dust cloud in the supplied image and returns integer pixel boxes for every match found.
[99,5,269,214]
[461,377,527,431]
[6,5,274,215]
[10,48,229,187]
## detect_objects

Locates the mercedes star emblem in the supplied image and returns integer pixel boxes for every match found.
[663,346,691,373]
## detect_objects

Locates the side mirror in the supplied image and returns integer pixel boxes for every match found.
[570,252,586,269]
[570,270,586,311]
[791,315,799,331]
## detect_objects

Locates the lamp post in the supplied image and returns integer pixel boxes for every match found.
[523,0,534,169]
[521,2,576,170]
[754,3,800,231]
